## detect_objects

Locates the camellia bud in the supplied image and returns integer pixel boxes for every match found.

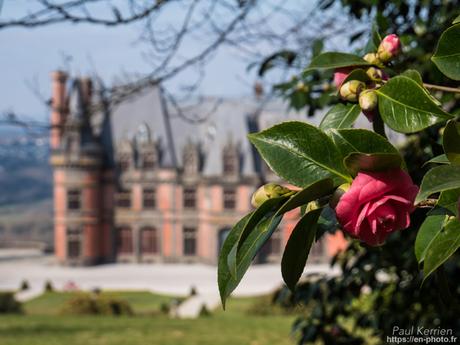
[366,67,388,81]
[251,183,291,208]
[359,90,378,122]
[295,81,309,92]
[377,34,401,63]
[329,183,351,209]
[363,53,380,65]
[359,89,378,112]
[333,67,353,90]
[339,80,365,102]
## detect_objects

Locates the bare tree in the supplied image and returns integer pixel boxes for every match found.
[0,0,364,129]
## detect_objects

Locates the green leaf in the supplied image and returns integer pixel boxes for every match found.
[281,208,323,291]
[228,196,288,278]
[218,213,253,308]
[230,179,334,277]
[304,52,371,73]
[232,215,283,298]
[343,152,402,176]
[312,39,324,57]
[371,22,382,47]
[416,165,460,203]
[436,188,460,217]
[248,121,352,187]
[400,70,442,106]
[454,15,460,24]
[443,120,460,165]
[328,128,400,158]
[432,23,460,80]
[341,68,371,85]
[319,104,361,130]
[423,218,460,280]
[316,206,338,240]
[400,69,423,85]
[415,214,448,263]
[277,179,334,214]
[423,154,450,166]
[376,76,453,133]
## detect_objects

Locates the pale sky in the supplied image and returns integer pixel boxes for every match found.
[0,0,279,121]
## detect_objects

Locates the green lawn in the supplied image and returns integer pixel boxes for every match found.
[24,291,177,315]
[0,292,296,345]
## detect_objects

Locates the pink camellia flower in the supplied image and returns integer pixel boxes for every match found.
[336,168,419,246]
[377,34,401,62]
[333,67,353,90]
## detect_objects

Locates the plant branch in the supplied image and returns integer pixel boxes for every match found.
[415,199,437,208]
[423,83,460,94]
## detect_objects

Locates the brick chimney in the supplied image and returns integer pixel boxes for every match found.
[50,70,68,149]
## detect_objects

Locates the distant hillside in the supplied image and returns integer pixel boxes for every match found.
[0,129,53,245]
[0,198,53,245]
[0,131,51,206]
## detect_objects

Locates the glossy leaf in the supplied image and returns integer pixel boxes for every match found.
[328,128,399,158]
[414,214,447,263]
[229,179,334,277]
[281,208,323,291]
[248,121,351,187]
[431,23,460,80]
[400,69,423,85]
[436,188,460,217]
[316,206,338,240]
[423,154,450,166]
[376,76,452,133]
[277,179,334,215]
[341,68,371,84]
[304,52,370,72]
[228,196,288,278]
[400,70,442,106]
[319,104,361,131]
[454,15,460,24]
[344,152,402,176]
[218,213,253,308]
[423,218,460,279]
[231,215,283,299]
[416,165,460,203]
[443,120,460,165]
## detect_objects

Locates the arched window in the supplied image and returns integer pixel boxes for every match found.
[141,227,159,254]
[118,227,133,254]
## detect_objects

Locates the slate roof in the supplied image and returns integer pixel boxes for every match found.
[66,80,405,177]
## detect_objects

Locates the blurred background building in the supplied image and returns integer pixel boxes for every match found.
[49,71,346,266]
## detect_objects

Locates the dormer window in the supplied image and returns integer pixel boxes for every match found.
[117,140,133,172]
[223,140,239,176]
[182,140,201,175]
[223,157,236,175]
[142,151,156,169]
[118,154,131,172]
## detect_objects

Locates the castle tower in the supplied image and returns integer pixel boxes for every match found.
[50,75,110,265]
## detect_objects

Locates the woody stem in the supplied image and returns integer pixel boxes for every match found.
[423,83,460,94]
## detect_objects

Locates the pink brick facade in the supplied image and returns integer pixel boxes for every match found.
[49,71,347,266]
